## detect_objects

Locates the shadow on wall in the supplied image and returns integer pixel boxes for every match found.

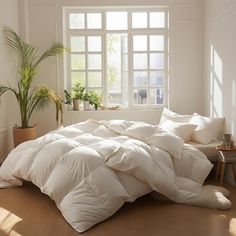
[0,129,13,163]
[231,80,236,143]
[210,44,223,117]
[209,44,236,142]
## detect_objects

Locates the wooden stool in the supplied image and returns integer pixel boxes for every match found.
[215,146,236,185]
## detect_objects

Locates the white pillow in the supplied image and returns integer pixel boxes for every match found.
[145,128,184,159]
[125,122,156,140]
[160,120,197,142]
[189,113,225,144]
[159,107,192,125]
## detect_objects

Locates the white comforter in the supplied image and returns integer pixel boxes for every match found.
[0,120,229,232]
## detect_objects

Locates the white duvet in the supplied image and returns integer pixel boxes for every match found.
[0,119,231,232]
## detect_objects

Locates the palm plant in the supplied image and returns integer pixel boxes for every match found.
[0,27,66,128]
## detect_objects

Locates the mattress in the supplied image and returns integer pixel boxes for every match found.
[186,141,222,162]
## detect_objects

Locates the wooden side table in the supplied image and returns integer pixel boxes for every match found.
[215,146,236,185]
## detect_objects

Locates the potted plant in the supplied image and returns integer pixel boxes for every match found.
[72,82,85,111]
[63,89,72,110]
[0,27,66,147]
[88,91,101,110]
[83,92,90,111]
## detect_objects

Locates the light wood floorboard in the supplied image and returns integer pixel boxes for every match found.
[0,180,236,236]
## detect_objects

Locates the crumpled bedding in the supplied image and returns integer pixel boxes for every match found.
[0,119,231,232]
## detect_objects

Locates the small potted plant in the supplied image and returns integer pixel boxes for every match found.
[89,91,101,110]
[72,83,85,111]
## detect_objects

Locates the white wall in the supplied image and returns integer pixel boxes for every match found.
[0,0,20,161]
[0,0,204,156]
[169,0,203,115]
[19,0,204,136]
[203,0,236,143]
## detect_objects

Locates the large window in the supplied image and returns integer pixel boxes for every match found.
[64,7,169,108]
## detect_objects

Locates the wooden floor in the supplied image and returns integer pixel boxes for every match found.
[0,180,236,236]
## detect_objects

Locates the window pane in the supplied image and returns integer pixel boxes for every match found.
[150,35,164,51]
[150,88,164,105]
[133,35,147,51]
[133,53,147,69]
[108,92,122,105]
[87,13,102,29]
[106,12,128,30]
[69,13,85,29]
[150,53,164,69]
[134,71,148,87]
[71,54,85,70]
[107,34,128,105]
[88,72,102,87]
[132,12,147,28]
[88,36,101,52]
[150,12,165,28]
[123,72,129,106]
[88,54,101,70]
[87,88,102,97]
[150,71,164,86]
[123,40,128,53]
[107,33,128,105]
[124,54,128,72]
[134,88,147,105]
[71,36,85,52]
[71,72,86,87]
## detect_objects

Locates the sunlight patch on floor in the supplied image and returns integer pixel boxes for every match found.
[0,207,22,235]
[229,218,236,236]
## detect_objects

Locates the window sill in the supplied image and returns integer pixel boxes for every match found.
[65,107,164,112]
[64,103,165,112]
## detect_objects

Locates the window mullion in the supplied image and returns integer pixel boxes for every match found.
[164,28,169,107]
[128,10,132,108]
[66,33,72,90]
[120,36,124,106]
[102,10,107,107]
[85,35,88,90]
[147,32,150,106]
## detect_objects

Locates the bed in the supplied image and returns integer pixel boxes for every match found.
[0,119,231,233]
[186,141,221,162]
[159,108,225,162]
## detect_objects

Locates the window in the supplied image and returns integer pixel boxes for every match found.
[64,7,169,108]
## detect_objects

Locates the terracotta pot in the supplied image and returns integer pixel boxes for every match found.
[13,126,37,147]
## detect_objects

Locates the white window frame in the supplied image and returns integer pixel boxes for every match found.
[63,6,169,109]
